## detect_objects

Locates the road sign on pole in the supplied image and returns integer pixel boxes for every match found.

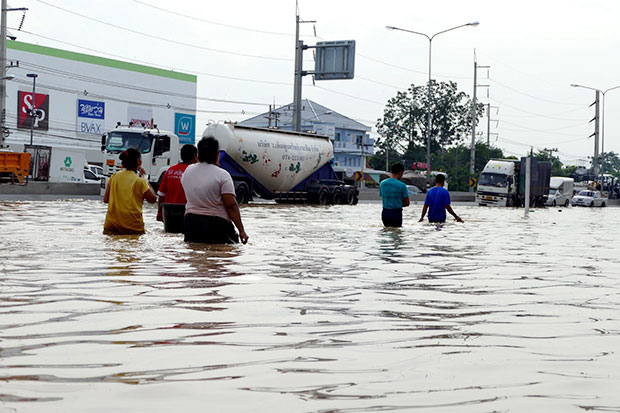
[314,40,356,80]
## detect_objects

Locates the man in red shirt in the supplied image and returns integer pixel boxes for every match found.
[156,144,197,229]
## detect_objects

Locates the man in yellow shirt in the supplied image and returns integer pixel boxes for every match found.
[103,148,157,235]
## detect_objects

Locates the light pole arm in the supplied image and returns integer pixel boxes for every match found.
[430,23,475,40]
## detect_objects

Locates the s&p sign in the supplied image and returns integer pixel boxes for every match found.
[18,91,49,131]
[77,99,105,135]
[174,113,195,145]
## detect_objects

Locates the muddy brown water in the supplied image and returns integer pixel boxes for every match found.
[1,200,619,412]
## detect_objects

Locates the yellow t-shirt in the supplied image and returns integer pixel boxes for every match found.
[104,170,150,235]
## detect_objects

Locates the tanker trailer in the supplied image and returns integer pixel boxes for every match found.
[203,123,359,205]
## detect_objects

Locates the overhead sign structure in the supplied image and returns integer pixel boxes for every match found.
[17,91,49,131]
[77,99,105,135]
[174,112,195,145]
[314,40,356,81]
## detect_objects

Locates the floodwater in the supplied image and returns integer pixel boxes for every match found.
[1,199,620,412]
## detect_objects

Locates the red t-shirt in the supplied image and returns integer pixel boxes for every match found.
[158,163,190,204]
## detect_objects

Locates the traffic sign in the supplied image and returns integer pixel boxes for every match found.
[469,177,477,187]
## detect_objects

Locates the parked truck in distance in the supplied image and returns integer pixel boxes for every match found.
[101,124,179,190]
[545,177,574,207]
[476,157,551,207]
[203,123,359,205]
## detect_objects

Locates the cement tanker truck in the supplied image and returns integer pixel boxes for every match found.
[203,123,359,205]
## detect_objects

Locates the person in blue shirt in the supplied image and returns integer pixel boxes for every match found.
[419,173,463,223]
[379,163,410,227]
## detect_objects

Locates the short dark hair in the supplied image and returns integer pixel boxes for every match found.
[435,173,446,184]
[391,162,405,174]
[180,144,197,163]
[119,147,141,170]
[197,137,219,164]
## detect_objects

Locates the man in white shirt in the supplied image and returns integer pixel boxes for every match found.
[181,137,249,244]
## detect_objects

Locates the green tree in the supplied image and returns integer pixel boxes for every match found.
[533,150,564,176]
[375,80,484,160]
[599,152,620,176]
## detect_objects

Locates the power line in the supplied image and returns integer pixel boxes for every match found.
[489,97,589,118]
[11,29,292,86]
[129,0,296,37]
[489,77,584,106]
[17,60,272,106]
[33,0,293,62]
[500,119,589,133]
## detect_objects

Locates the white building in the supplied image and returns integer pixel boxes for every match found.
[3,40,197,163]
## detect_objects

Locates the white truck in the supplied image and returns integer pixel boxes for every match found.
[545,177,574,207]
[101,124,180,189]
[476,158,551,207]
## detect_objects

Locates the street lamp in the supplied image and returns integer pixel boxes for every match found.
[571,83,620,176]
[386,21,479,184]
[26,73,38,146]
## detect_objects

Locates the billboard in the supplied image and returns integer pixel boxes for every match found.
[77,98,105,134]
[17,91,49,131]
[174,112,195,145]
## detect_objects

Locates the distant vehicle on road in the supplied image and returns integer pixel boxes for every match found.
[571,190,607,207]
[546,177,574,207]
[83,168,102,183]
[85,164,103,178]
[406,185,423,196]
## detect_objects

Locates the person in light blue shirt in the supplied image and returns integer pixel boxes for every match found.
[419,173,463,223]
[379,163,410,227]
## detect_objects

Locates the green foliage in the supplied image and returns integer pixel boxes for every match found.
[372,80,492,190]
[375,81,483,157]
[599,152,620,176]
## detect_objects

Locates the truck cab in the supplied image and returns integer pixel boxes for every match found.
[101,125,180,189]
[476,160,518,206]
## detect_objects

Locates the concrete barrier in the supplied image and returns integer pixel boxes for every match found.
[0,182,101,195]
[359,188,475,202]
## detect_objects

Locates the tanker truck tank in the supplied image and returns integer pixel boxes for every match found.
[202,123,358,205]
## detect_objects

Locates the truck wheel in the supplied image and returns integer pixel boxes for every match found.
[564,199,569,207]
[602,202,606,207]
[345,188,357,205]
[331,188,343,204]
[318,187,330,205]
[235,182,250,204]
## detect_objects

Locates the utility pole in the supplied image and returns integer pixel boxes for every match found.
[292,3,315,132]
[469,55,489,192]
[593,90,600,177]
[0,0,7,148]
[0,1,26,148]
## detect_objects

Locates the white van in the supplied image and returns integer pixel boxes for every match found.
[546,177,574,207]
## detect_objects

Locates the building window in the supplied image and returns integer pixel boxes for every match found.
[335,132,341,141]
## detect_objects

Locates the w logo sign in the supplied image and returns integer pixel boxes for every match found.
[175,113,195,144]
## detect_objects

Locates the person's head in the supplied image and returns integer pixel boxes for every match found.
[119,148,141,170]
[435,173,446,186]
[390,162,405,178]
[181,144,198,164]
[197,137,220,164]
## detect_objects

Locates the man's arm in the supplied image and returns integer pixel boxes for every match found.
[103,181,110,204]
[446,205,463,222]
[222,193,249,244]
[403,197,410,207]
[418,204,428,222]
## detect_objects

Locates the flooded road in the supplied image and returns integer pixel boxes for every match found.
[1,200,620,412]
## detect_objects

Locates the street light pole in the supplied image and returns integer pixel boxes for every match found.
[571,83,620,174]
[386,22,479,186]
[26,73,37,146]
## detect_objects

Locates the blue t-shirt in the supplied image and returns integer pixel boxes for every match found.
[424,186,451,222]
[379,178,409,209]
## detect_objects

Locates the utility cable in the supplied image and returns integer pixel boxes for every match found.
[33,0,293,62]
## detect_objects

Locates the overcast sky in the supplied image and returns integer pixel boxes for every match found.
[9,0,620,165]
